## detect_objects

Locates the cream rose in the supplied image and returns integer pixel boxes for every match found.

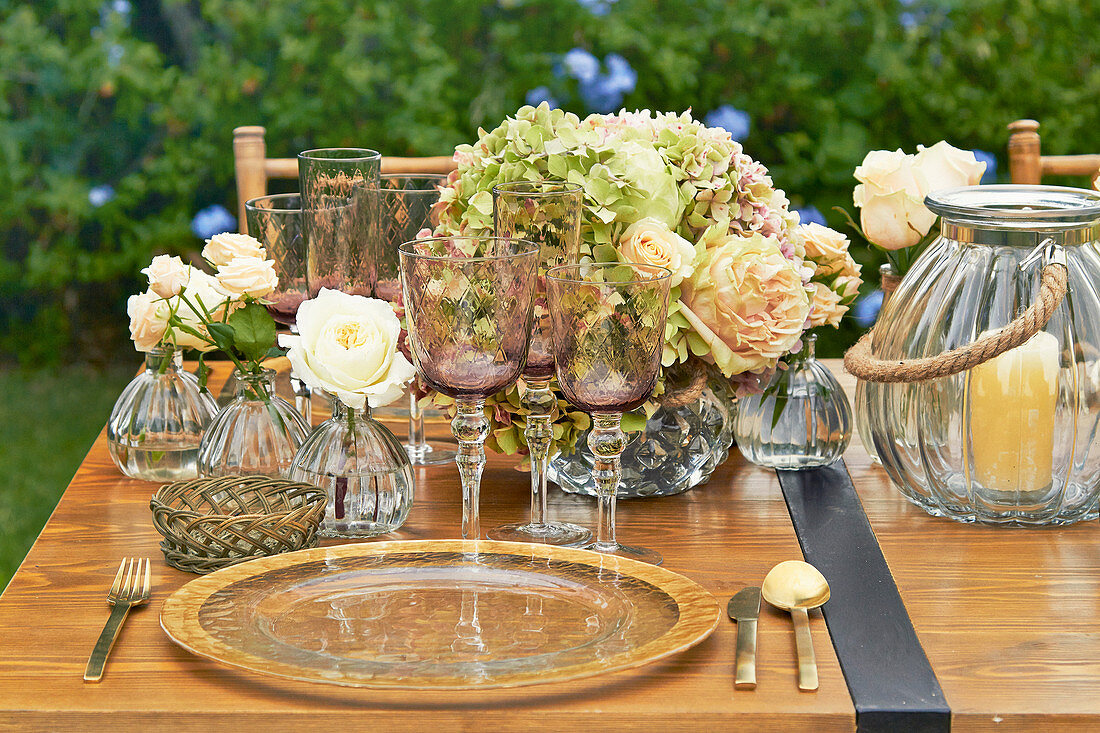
[679,233,811,377]
[215,256,278,299]
[853,149,936,251]
[280,288,416,410]
[202,232,266,267]
[172,271,224,352]
[808,282,847,329]
[913,141,986,194]
[617,218,696,286]
[127,291,170,352]
[142,255,193,299]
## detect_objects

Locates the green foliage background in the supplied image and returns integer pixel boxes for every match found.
[3,0,1099,364]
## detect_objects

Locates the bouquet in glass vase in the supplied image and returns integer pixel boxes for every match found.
[424,103,850,485]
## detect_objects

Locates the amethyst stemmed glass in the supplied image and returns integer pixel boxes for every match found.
[244,193,312,423]
[547,262,672,565]
[400,236,538,539]
[489,181,590,546]
[375,174,457,466]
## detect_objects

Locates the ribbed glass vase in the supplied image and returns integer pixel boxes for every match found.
[290,397,414,538]
[197,368,310,478]
[733,334,852,469]
[107,347,218,481]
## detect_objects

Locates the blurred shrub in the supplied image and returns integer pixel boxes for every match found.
[4,0,1099,362]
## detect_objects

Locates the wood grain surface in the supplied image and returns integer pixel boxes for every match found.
[0,360,1097,731]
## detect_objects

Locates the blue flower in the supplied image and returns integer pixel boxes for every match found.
[853,290,884,328]
[604,54,637,94]
[190,204,237,240]
[88,184,115,208]
[795,206,827,227]
[562,48,600,85]
[704,105,751,141]
[899,11,918,28]
[972,149,997,183]
[577,0,618,15]
[525,86,559,109]
[107,43,124,68]
[578,54,636,113]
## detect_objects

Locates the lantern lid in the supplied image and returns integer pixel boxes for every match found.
[926,185,1100,225]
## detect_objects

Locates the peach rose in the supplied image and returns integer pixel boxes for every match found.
[679,232,811,376]
[799,223,856,276]
[617,218,696,286]
[215,256,278,299]
[202,232,266,267]
[141,255,193,299]
[808,282,848,329]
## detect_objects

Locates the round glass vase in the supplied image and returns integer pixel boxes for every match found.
[548,371,734,499]
[107,347,218,481]
[289,397,414,538]
[863,185,1100,525]
[733,334,852,469]
[197,368,310,478]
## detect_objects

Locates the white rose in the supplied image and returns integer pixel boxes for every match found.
[280,288,416,410]
[913,141,986,194]
[853,149,936,251]
[617,218,696,286]
[203,232,266,267]
[142,255,193,299]
[172,271,224,352]
[215,256,278,299]
[127,291,170,352]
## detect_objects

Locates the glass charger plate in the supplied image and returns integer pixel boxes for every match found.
[160,539,720,689]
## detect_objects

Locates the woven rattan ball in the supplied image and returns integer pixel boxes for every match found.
[150,475,327,574]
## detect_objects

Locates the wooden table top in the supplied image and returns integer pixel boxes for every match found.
[0,360,1097,732]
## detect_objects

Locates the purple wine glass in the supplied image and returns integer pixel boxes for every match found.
[547,262,672,565]
[489,181,590,547]
[400,236,538,539]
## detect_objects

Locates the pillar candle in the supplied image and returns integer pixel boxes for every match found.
[967,331,1059,493]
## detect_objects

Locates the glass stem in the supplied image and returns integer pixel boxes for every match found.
[408,390,428,459]
[453,398,489,540]
[588,412,625,552]
[523,377,555,526]
[290,374,311,425]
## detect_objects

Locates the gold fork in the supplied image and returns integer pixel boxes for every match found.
[84,558,151,682]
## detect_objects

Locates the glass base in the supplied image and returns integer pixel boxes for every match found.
[488,521,592,547]
[405,441,458,466]
[584,541,662,566]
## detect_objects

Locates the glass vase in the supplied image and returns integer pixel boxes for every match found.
[290,397,414,538]
[733,334,852,469]
[107,347,218,481]
[197,368,310,478]
[548,371,734,498]
[854,263,897,464]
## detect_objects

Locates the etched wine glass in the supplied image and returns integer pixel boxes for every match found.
[245,193,312,422]
[375,174,457,466]
[547,262,672,565]
[400,236,538,539]
[490,181,590,546]
[298,148,381,298]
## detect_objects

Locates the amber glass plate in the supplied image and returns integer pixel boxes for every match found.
[160,539,720,689]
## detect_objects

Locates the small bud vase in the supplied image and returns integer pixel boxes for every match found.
[108,347,218,481]
[290,396,414,538]
[733,334,852,469]
[197,368,310,478]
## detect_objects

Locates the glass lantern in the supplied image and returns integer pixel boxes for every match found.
[861,185,1100,525]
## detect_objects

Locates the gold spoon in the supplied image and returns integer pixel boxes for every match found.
[761,560,831,691]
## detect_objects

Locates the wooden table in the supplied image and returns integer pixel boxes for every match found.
[0,360,1097,731]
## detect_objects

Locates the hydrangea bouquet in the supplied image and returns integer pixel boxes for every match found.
[426,103,857,455]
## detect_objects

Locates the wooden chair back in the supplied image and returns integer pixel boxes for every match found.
[1007,119,1100,187]
[232,125,457,233]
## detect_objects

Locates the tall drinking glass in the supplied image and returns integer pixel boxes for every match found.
[490,181,590,546]
[244,193,312,423]
[547,262,672,565]
[298,148,381,297]
[400,236,538,539]
[376,174,456,466]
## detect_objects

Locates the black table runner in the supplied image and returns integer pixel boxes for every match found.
[776,460,950,733]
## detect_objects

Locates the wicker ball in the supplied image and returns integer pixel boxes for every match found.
[150,475,327,574]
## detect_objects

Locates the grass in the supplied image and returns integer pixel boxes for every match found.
[0,365,132,592]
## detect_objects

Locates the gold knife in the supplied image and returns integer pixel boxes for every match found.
[727,586,761,689]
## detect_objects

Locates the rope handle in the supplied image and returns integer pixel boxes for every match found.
[844,252,1068,384]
